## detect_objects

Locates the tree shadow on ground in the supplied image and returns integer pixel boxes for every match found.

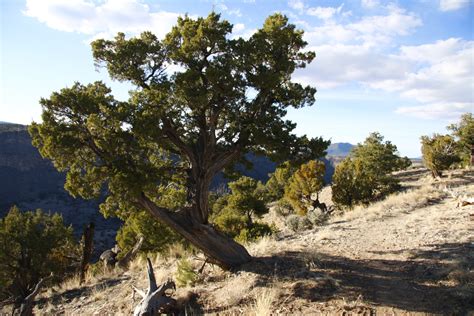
[240,242,474,314]
[35,275,130,307]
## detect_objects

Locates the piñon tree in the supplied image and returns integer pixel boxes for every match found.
[29,13,328,269]
[284,160,326,215]
[0,207,77,300]
[421,134,460,177]
[447,113,474,167]
[332,132,411,208]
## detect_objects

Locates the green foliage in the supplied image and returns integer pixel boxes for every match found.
[236,222,276,243]
[421,134,460,177]
[0,206,78,299]
[332,132,411,208]
[263,162,295,203]
[211,177,273,241]
[28,13,328,264]
[227,176,268,221]
[274,198,294,217]
[447,113,474,166]
[116,211,182,256]
[175,258,197,287]
[115,181,185,255]
[284,160,326,215]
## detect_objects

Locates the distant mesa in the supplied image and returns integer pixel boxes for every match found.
[326,142,354,157]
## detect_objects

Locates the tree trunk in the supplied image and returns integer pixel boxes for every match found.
[80,222,94,285]
[139,195,251,270]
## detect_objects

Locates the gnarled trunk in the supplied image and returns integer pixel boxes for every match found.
[139,195,251,270]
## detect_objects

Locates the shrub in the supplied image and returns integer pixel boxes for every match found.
[284,160,326,215]
[447,113,474,167]
[116,211,182,256]
[236,222,276,243]
[285,214,312,232]
[306,208,328,226]
[0,206,79,300]
[274,199,294,217]
[175,258,197,287]
[211,176,269,239]
[264,162,295,202]
[421,134,460,177]
[332,132,410,208]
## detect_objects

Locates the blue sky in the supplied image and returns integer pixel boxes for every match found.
[1,0,472,157]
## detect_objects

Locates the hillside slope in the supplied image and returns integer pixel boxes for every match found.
[24,168,473,315]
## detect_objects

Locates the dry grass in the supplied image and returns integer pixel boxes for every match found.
[340,183,445,221]
[247,287,279,316]
[30,168,473,315]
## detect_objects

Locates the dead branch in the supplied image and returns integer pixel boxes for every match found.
[133,258,176,316]
[18,273,53,316]
[116,236,144,269]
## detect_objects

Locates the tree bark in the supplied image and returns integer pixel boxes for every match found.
[80,222,94,285]
[139,195,251,270]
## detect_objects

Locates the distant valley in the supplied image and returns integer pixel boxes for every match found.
[0,122,344,249]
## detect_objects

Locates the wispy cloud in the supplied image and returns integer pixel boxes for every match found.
[439,0,470,11]
[23,0,181,40]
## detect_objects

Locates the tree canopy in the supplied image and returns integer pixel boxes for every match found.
[29,13,327,269]
[0,207,77,300]
[447,113,474,167]
[332,132,411,208]
[284,160,326,215]
[421,134,460,177]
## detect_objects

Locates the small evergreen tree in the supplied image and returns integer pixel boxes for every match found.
[284,160,326,215]
[0,207,78,300]
[264,162,295,202]
[211,176,271,241]
[421,134,460,177]
[332,132,411,208]
[447,113,474,167]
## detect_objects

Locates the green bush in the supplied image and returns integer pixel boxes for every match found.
[211,176,269,240]
[175,258,197,287]
[284,160,326,215]
[274,199,294,217]
[116,211,182,256]
[0,206,79,299]
[447,113,474,167]
[421,134,460,177]
[236,222,275,243]
[264,162,295,202]
[332,132,411,209]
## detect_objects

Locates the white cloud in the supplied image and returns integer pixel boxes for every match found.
[23,0,181,39]
[215,3,242,17]
[395,103,471,119]
[233,23,246,33]
[361,0,380,9]
[288,0,305,12]
[307,4,344,20]
[297,0,471,120]
[439,0,469,11]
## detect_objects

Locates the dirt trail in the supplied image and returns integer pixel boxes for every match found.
[258,168,474,314]
[24,169,474,315]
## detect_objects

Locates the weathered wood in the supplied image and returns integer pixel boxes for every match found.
[116,236,144,269]
[18,274,52,316]
[139,194,252,270]
[80,222,95,284]
[133,258,176,316]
